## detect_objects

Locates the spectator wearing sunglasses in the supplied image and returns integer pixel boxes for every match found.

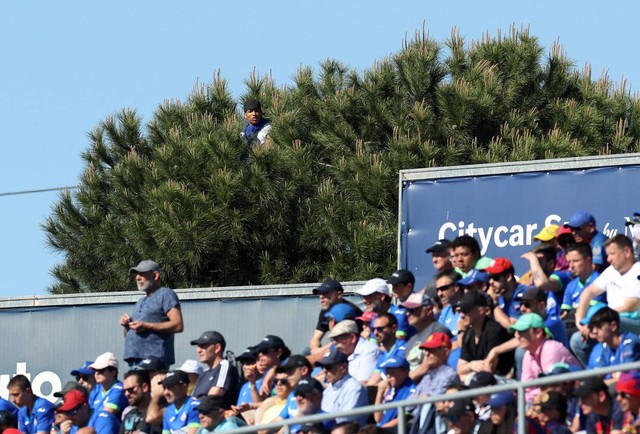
[483,258,529,329]
[366,313,406,386]
[615,371,640,432]
[70,362,99,414]
[120,370,161,434]
[56,388,120,434]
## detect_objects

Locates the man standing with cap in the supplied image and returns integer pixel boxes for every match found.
[160,371,200,434]
[120,260,183,370]
[316,348,368,426]
[240,99,271,146]
[309,279,362,353]
[190,331,238,406]
[424,239,453,299]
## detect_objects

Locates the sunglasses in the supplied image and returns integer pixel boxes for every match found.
[406,306,423,315]
[373,326,389,332]
[619,392,633,399]
[436,284,455,292]
[521,301,533,309]
[489,273,504,281]
[75,375,92,382]
[124,385,140,395]
[274,378,289,386]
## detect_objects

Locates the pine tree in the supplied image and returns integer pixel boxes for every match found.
[44,26,640,293]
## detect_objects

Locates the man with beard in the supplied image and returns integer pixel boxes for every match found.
[120,371,162,434]
[615,371,640,432]
[120,260,183,370]
[160,371,200,434]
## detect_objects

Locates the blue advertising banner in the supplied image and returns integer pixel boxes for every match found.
[400,164,640,290]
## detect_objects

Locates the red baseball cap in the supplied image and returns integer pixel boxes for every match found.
[616,371,640,397]
[484,258,513,275]
[57,389,87,413]
[419,332,452,350]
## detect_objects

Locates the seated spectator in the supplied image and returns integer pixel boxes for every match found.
[190,331,239,407]
[537,391,572,434]
[486,392,517,434]
[538,364,583,432]
[456,290,513,381]
[234,347,261,407]
[442,399,476,434]
[468,372,497,432]
[254,370,292,427]
[366,313,406,386]
[355,312,377,342]
[508,313,579,404]
[328,320,380,383]
[159,371,200,434]
[316,348,368,426]
[255,335,291,400]
[564,211,608,272]
[57,387,120,434]
[0,411,19,434]
[356,278,413,340]
[483,258,529,328]
[575,377,623,434]
[290,378,335,434]
[400,294,451,381]
[561,243,605,316]
[330,421,360,434]
[324,304,359,329]
[240,99,271,146]
[456,269,489,293]
[387,269,416,303]
[310,280,362,354]
[373,358,416,428]
[70,362,98,411]
[423,239,454,299]
[121,370,162,434]
[521,246,570,317]
[196,396,245,434]
[450,235,492,277]
[615,371,640,432]
[273,355,313,424]
[517,287,569,347]
[586,307,640,380]
[179,360,203,397]
[7,375,55,434]
[575,234,640,337]
[533,224,570,270]
[89,352,128,421]
[435,270,463,338]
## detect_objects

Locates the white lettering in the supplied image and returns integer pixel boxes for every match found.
[476,226,493,255]
[525,223,537,245]
[508,225,525,246]
[438,222,457,240]
[602,222,617,238]
[544,214,561,226]
[0,363,61,402]
[494,226,508,248]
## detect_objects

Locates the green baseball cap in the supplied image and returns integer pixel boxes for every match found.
[508,313,553,339]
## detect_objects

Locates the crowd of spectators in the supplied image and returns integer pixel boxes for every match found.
[3,210,640,434]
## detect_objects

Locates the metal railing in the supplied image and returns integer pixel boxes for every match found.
[225,360,640,434]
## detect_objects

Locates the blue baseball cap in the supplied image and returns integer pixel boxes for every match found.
[379,357,409,370]
[324,303,357,322]
[565,211,596,229]
[487,392,515,408]
[458,269,489,286]
[70,361,94,377]
[580,303,607,326]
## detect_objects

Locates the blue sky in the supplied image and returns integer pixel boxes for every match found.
[1,1,639,297]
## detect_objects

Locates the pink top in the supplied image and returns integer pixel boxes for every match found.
[522,339,580,403]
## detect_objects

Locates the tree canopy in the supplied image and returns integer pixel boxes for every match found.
[44,26,640,293]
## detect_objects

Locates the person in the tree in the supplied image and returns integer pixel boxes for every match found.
[240,99,271,146]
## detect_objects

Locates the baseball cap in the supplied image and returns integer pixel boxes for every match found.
[89,352,118,370]
[312,279,344,295]
[538,391,566,411]
[129,259,161,273]
[53,381,80,399]
[575,377,608,398]
[243,99,262,112]
[538,362,580,378]
[355,311,377,322]
[293,377,324,395]
[400,293,434,309]
[197,395,225,413]
[159,370,190,388]
[275,355,312,373]
[458,290,488,312]
[419,332,452,350]
[179,359,203,376]
[135,357,165,372]
[446,399,475,420]
[426,239,451,254]
[255,335,289,354]
[508,313,553,339]
[70,361,94,377]
[533,225,559,242]
[487,392,515,408]
[57,389,88,413]
[556,225,573,237]
[190,331,226,347]
[580,303,607,326]
[565,211,596,229]
[315,347,349,367]
[379,357,409,370]
[235,347,258,364]
[468,372,497,389]
[517,287,547,303]
[356,278,390,296]
[458,269,489,286]
[327,320,359,339]
[324,303,358,322]
[615,371,640,397]
[483,258,513,275]
[387,270,415,286]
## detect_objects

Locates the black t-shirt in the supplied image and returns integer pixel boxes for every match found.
[585,399,623,434]
[191,359,240,408]
[119,407,162,434]
[315,299,363,332]
[460,317,514,376]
